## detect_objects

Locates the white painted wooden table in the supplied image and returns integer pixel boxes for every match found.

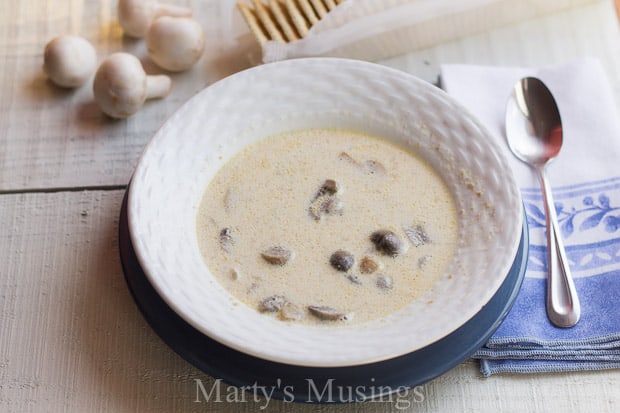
[2,1,620,411]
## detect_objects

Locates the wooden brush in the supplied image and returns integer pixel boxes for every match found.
[237,0,346,44]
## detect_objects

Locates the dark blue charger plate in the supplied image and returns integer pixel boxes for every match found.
[118,190,528,403]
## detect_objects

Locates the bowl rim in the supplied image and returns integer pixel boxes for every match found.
[127,57,523,367]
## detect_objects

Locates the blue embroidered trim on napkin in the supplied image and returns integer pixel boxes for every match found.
[477,177,620,376]
[440,59,620,376]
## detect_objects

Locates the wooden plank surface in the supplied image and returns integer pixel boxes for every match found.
[1,190,618,411]
[2,0,620,411]
[381,0,620,95]
[1,0,619,192]
[0,0,255,192]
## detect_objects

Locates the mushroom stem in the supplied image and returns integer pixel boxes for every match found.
[154,4,192,19]
[145,75,172,100]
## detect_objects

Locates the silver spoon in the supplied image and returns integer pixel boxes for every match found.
[505,77,580,328]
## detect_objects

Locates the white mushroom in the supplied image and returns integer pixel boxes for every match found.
[146,16,205,72]
[118,0,192,38]
[93,52,171,119]
[43,35,97,88]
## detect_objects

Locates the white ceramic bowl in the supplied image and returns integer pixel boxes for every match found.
[128,58,522,367]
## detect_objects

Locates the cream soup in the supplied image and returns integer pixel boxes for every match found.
[196,129,457,324]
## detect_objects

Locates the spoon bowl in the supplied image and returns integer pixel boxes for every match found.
[506,78,563,165]
[506,77,580,328]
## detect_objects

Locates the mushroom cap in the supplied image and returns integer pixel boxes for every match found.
[146,16,205,72]
[43,35,97,88]
[118,0,192,38]
[93,52,148,119]
[118,0,156,38]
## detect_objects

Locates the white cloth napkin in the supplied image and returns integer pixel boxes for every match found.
[440,58,620,375]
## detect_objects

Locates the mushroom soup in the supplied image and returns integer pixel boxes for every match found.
[196,129,458,324]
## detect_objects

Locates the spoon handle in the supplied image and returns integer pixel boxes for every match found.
[537,166,581,327]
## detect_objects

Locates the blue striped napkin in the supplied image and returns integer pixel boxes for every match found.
[440,58,620,376]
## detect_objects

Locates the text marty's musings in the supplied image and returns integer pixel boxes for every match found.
[194,378,426,409]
